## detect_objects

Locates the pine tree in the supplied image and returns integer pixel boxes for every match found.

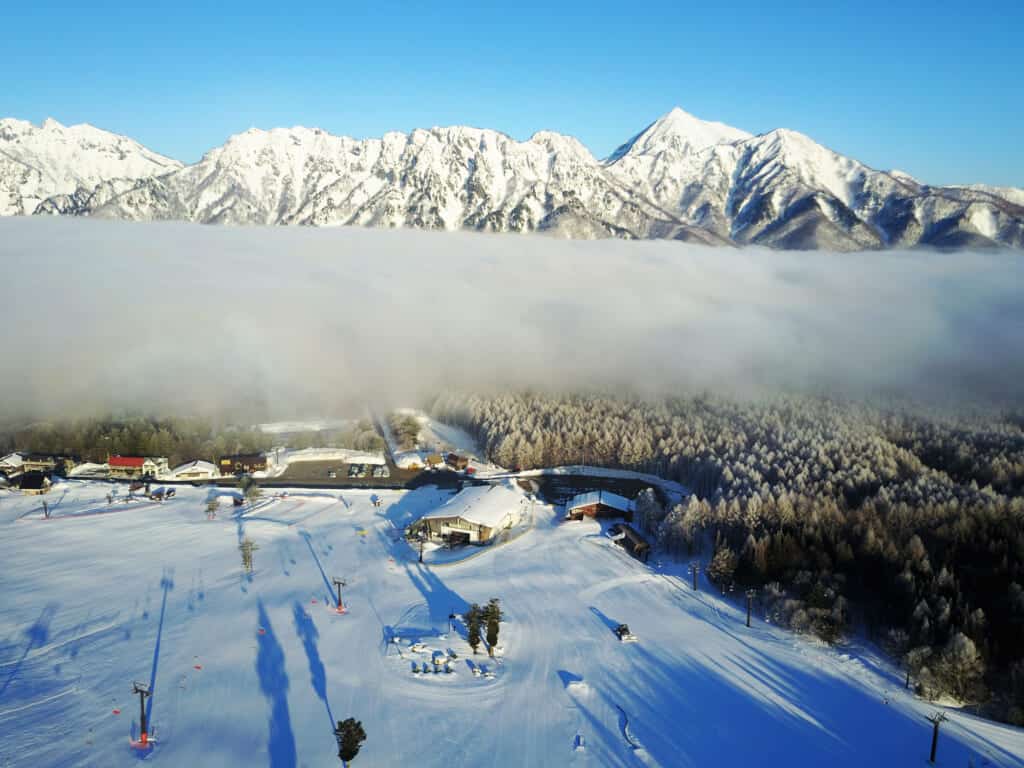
[335,717,367,763]
[484,598,502,657]
[707,545,738,587]
[466,604,482,654]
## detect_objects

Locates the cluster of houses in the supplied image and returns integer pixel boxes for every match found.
[0,450,271,495]
[400,451,475,473]
[408,483,651,561]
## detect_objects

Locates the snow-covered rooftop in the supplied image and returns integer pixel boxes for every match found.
[421,482,525,528]
[169,460,219,477]
[275,448,386,466]
[0,452,24,469]
[565,490,634,513]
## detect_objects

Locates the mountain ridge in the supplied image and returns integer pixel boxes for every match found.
[6,111,1023,250]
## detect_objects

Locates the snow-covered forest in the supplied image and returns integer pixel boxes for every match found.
[0,416,383,468]
[431,392,1024,723]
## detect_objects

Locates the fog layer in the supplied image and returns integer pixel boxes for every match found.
[1,217,1021,421]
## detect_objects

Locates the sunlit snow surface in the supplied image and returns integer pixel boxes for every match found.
[0,481,1021,767]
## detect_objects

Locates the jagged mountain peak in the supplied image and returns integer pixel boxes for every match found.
[6,111,1023,251]
[0,116,182,216]
[605,106,751,164]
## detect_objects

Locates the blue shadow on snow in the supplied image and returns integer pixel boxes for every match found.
[256,599,297,768]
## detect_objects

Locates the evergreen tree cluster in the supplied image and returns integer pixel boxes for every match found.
[465,599,502,656]
[431,391,1024,723]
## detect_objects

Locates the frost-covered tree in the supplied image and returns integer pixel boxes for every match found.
[466,604,482,654]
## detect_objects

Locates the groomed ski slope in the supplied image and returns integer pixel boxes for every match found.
[0,481,1022,767]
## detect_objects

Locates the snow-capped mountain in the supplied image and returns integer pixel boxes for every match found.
[0,118,181,216]
[10,109,1024,250]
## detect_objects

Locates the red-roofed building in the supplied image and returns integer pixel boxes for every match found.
[108,455,169,479]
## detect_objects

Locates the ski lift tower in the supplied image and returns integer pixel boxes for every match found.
[132,681,152,746]
[332,577,348,614]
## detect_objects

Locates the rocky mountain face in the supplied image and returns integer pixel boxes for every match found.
[8,110,1024,250]
[0,118,181,216]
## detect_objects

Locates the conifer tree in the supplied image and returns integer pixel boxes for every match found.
[466,604,482,654]
[484,598,502,657]
[335,717,367,763]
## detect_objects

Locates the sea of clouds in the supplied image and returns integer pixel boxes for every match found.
[1,217,1021,421]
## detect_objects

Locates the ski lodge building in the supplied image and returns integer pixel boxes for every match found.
[108,456,170,479]
[415,482,526,546]
[21,453,80,476]
[564,490,635,522]
[168,460,220,481]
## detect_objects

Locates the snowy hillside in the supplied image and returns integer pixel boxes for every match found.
[7,108,1024,249]
[0,118,180,216]
[1,480,1022,767]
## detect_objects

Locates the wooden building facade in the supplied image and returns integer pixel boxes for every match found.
[564,490,635,522]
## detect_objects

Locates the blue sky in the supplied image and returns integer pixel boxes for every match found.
[4,0,1021,187]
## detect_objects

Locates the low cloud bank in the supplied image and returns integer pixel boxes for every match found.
[1,217,1021,421]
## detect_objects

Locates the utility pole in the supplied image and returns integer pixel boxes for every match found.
[746,589,757,628]
[332,577,347,614]
[132,681,152,745]
[926,711,947,764]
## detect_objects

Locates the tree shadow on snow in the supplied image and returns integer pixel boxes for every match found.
[591,635,1024,768]
[0,603,58,699]
[256,600,297,768]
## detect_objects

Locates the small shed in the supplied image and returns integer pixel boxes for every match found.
[565,490,635,522]
[445,453,470,471]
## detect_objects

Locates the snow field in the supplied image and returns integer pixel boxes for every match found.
[0,480,1022,767]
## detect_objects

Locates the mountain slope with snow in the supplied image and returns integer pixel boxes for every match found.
[1,481,1022,767]
[0,118,181,216]
[8,109,1024,250]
